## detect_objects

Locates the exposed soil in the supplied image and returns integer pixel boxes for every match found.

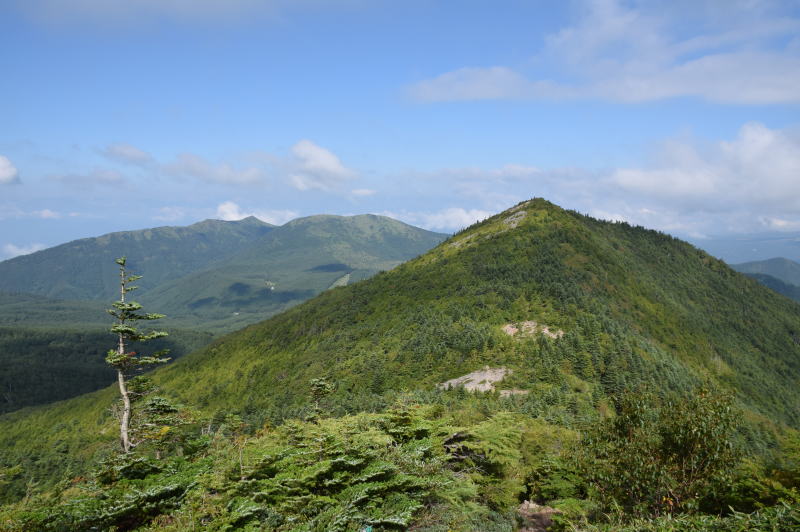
[438,366,510,392]
[437,366,529,397]
[502,321,564,339]
[504,211,527,228]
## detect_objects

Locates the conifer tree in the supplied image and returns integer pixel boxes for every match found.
[106,257,170,453]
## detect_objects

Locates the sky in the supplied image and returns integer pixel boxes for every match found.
[1,0,799,260]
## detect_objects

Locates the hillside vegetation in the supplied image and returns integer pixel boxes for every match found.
[1,199,799,530]
[0,215,446,413]
[141,214,447,333]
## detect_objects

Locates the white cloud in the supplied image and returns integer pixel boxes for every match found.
[18,0,294,24]
[759,217,800,231]
[51,168,126,186]
[382,207,493,232]
[165,153,265,185]
[153,206,186,222]
[215,201,297,225]
[289,140,355,192]
[101,143,154,166]
[610,122,800,212]
[408,67,562,102]
[33,209,61,219]
[2,243,46,259]
[351,188,376,197]
[0,155,20,185]
[408,0,800,104]
[389,123,800,236]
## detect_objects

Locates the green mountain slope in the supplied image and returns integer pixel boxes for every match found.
[141,214,448,332]
[0,217,274,301]
[3,198,799,498]
[732,257,800,286]
[152,199,800,426]
[0,215,446,412]
[744,273,800,303]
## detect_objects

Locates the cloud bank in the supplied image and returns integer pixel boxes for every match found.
[0,155,20,185]
[101,143,154,166]
[409,0,800,104]
[215,201,297,225]
[288,140,356,192]
[2,242,46,259]
[422,122,800,236]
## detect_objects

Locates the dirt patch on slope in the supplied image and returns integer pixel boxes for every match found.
[438,367,529,397]
[503,211,527,228]
[502,321,564,339]
[438,366,510,392]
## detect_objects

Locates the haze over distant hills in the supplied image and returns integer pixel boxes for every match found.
[687,232,800,264]
[731,257,800,303]
[731,257,800,287]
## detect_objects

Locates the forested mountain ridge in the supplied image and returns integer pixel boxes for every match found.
[743,273,800,303]
[0,217,275,301]
[139,213,448,332]
[0,215,447,413]
[2,198,799,530]
[732,257,800,287]
[152,198,800,425]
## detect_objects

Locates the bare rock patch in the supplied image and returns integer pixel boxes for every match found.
[503,210,527,228]
[502,321,564,339]
[438,366,510,392]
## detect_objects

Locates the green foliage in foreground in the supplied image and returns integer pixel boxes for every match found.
[0,404,528,531]
[1,389,799,531]
[580,389,738,516]
[564,502,800,531]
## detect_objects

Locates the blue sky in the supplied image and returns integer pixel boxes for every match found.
[1,0,799,260]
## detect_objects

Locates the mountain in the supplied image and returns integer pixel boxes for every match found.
[0,214,447,335]
[151,199,800,425]
[3,198,800,505]
[0,215,447,413]
[140,214,449,332]
[731,257,800,287]
[0,217,275,301]
[742,273,800,303]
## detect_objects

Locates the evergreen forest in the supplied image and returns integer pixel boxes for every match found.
[1,199,799,531]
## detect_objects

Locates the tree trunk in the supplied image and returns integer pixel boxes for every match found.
[117,368,131,453]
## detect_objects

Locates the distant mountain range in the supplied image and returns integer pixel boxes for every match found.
[0,214,447,413]
[729,257,800,303]
[731,257,800,286]
[0,214,446,333]
[0,216,275,301]
[687,232,800,264]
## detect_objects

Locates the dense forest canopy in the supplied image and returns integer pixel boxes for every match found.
[1,199,799,531]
